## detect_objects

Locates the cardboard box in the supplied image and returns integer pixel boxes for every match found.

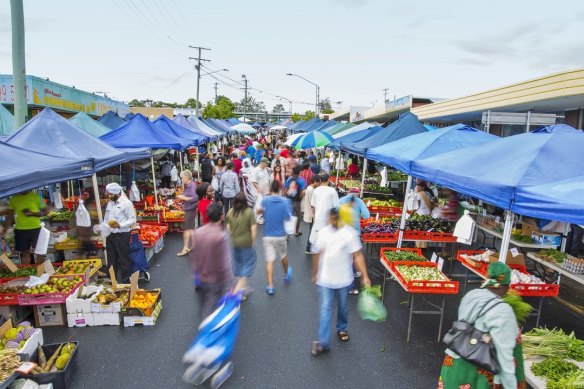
[92,312,120,326]
[123,300,162,327]
[488,251,526,267]
[531,231,561,246]
[521,221,539,236]
[66,312,94,327]
[33,305,66,327]
[0,317,44,357]
[0,305,32,324]
[65,285,103,314]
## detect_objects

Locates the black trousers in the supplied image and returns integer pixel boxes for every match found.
[567,224,584,257]
[106,232,132,283]
[223,196,234,215]
[306,222,313,252]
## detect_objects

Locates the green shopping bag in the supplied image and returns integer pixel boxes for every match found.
[357,285,387,322]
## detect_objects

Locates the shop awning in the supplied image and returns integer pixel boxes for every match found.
[341,112,428,157]
[366,124,498,174]
[7,108,150,171]
[100,113,188,150]
[69,112,111,137]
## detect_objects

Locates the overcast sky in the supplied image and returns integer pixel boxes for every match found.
[1,0,583,113]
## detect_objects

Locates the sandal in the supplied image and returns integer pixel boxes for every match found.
[177,249,190,257]
[311,341,329,357]
[294,232,302,236]
[337,331,350,342]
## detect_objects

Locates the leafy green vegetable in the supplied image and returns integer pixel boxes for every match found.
[503,292,533,324]
[523,328,584,361]
[546,370,584,389]
[531,357,581,383]
[537,249,567,264]
[382,251,426,262]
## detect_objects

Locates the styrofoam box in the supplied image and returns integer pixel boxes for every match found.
[66,285,103,314]
[67,313,94,327]
[90,300,122,313]
[20,328,44,357]
[92,312,121,326]
[123,300,162,327]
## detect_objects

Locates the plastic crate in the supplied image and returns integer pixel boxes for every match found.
[368,205,403,216]
[380,247,425,262]
[510,283,559,297]
[54,259,102,277]
[54,240,81,251]
[457,250,488,271]
[0,265,39,281]
[403,230,429,240]
[361,233,398,244]
[22,341,79,389]
[0,278,27,306]
[18,275,85,306]
[391,261,459,294]
[427,232,456,242]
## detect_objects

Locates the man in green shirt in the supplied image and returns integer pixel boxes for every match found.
[5,190,47,265]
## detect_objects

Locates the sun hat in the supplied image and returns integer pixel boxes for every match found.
[105,183,122,195]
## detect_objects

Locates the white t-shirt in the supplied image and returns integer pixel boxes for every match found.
[315,225,362,288]
[415,192,432,216]
[310,186,339,230]
[249,166,271,196]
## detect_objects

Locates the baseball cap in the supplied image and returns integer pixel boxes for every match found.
[260,157,269,164]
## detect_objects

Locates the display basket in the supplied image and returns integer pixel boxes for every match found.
[361,232,397,244]
[510,283,559,297]
[55,259,102,277]
[390,261,459,294]
[457,250,489,272]
[0,278,27,306]
[427,232,456,242]
[18,275,85,305]
[380,247,425,262]
[402,230,429,240]
[122,289,161,317]
[368,205,403,216]
[54,240,81,251]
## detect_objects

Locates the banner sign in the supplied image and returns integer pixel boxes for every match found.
[385,95,412,112]
[0,75,129,117]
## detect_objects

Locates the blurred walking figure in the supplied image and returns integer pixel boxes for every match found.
[311,208,370,356]
[303,176,320,254]
[160,157,173,188]
[226,192,257,298]
[257,181,292,296]
[309,173,339,252]
[220,162,240,214]
[176,170,198,257]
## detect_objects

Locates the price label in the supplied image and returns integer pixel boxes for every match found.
[438,257,445,272]
[510,248,520,257]
[430,252,438,263]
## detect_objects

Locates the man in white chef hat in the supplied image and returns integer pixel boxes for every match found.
[104,183,136,283]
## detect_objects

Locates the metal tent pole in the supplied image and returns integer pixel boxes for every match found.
[150,155,159,207]
[499,211,514,262]
[360,158,367,198]
[397,175,413,248]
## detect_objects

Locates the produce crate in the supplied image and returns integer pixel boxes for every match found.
[123,299,162,327]
[361,233,397,244]
[457,250,489,272]
[510,283,559,297]
[0,265,39,281]
[390,261,459,294]
[380,247,425,262]
[22,341,79,389]
[18,275,85,306]
[402,230,429,240]
[122,289,161,317]
[368,205,403,216]
[427,232,456,242]
[55,259,102,277]
[0,278,29,306]
[54,240,81,251]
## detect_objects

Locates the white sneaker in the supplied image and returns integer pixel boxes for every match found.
[210,362,233,389]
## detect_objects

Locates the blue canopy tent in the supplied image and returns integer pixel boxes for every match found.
[412,124,584,257]
[0,142,94,199]
[514,175,584,225]
[314,120,338,132]
[0,103,15,136]
[153,116,209,146]
[188,116,224,139]
[208,119,236,135]
[366,123,498,249]
[173,114,218,141]
[97,111,126,129]
[293,118,321,133]
[227,118,240,126]
[288,120,305,131]
[341,112,427,157]
[100,113,189,206]
[69,112,111,137]
[250,122,262,128]
[328,126,383,150]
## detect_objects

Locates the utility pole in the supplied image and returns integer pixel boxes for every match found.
[213,83,218,102]
[188,45,210,117]
[316,86,320,117]
[242,75,248,123]
[11,0,27,127]
[382,88,389,104]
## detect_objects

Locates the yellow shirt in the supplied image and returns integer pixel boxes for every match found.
[8,192,44,230]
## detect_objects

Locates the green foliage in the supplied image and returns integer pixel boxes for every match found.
[234,96,266,113]
[303,110,315,120]
[319,98,335,114]
[128,98,200,109]
[202,96,236,119]
[272,104,286,113]
[290,110,316,122]
[290,113,302,122]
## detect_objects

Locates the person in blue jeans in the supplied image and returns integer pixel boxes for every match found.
[311,208,370,356]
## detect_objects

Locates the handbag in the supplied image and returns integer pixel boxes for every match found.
[284,215,297,235]
[443,298,503,374]
[211,176,219,192]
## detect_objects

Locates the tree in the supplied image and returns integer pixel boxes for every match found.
[202,96,236,119]
[303,110,315,120]
[235,96,266,113]
[129,99,144,107]
[290,110,315,122]
[290,113,302,122]
[272,104,286,113]
[184,98,201,109]
[319,98,335,114]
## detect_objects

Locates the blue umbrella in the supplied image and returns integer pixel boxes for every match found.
[292,130,334,149]
[182,291,242,385]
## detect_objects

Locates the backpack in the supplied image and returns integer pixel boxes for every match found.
[201,159,213,180]
[286,178,302,202]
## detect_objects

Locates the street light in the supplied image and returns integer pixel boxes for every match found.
[286,73,320,117]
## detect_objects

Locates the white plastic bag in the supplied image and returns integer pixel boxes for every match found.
[380,167,388,188]
[211,176,219,192]
[53,190,64,209]
[254,194,264,224]
[284,216,297,235]
[129,181,141,202]
[75,199,91,227]
[406,190,419,212]
[34,222,51,255]
[25,274,50,288]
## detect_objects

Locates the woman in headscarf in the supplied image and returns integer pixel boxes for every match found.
[438,262,525,389]
[239,158,255,208]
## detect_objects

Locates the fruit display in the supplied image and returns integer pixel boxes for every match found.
[0,349,21,382]
[94,288,130,305]
[382,250,427,262]
[45,210,75,222]
[127,290,160,316]
[23,276,83,295]
[0,285,27,295]
[386,171,408,181]
[55,260,99,276]
[29,342,76,374]
[364,198,402,208]
[0,321,37,351]
[0,267,37,279]
[395,265,448,282]
[365,184,393,194]
[339,179,361,189]
[162,209,184,221]
[535,249,567,264]
[138,224,168,246]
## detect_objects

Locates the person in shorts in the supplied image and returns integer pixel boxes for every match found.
[257,181,292,296]
[176,170,198,256]
[6,190,47,265]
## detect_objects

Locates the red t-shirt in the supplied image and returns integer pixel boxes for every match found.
[232,158,242,175]
[198,198,213,225]
[348,163,360,176]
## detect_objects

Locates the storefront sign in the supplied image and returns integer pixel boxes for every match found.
[0,75,129,116]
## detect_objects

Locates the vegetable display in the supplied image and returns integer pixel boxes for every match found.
[0,268,37,279]
[395,265,448,282]
[536,249,566,264]
[382,251,426,262]
[45,210,75,222]
[531,357,581,385]
[522,328,584,361]
[546,370,584,389]
[0,349,21,383]
[502,292,532,324]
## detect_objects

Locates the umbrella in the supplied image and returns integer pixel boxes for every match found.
[231,123,257,134]
[284,133,304,146]
[182,292,242,385]
[292,130,334,150]
[271,125,288,131]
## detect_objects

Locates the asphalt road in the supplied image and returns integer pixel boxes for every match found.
[42,223,584,389]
